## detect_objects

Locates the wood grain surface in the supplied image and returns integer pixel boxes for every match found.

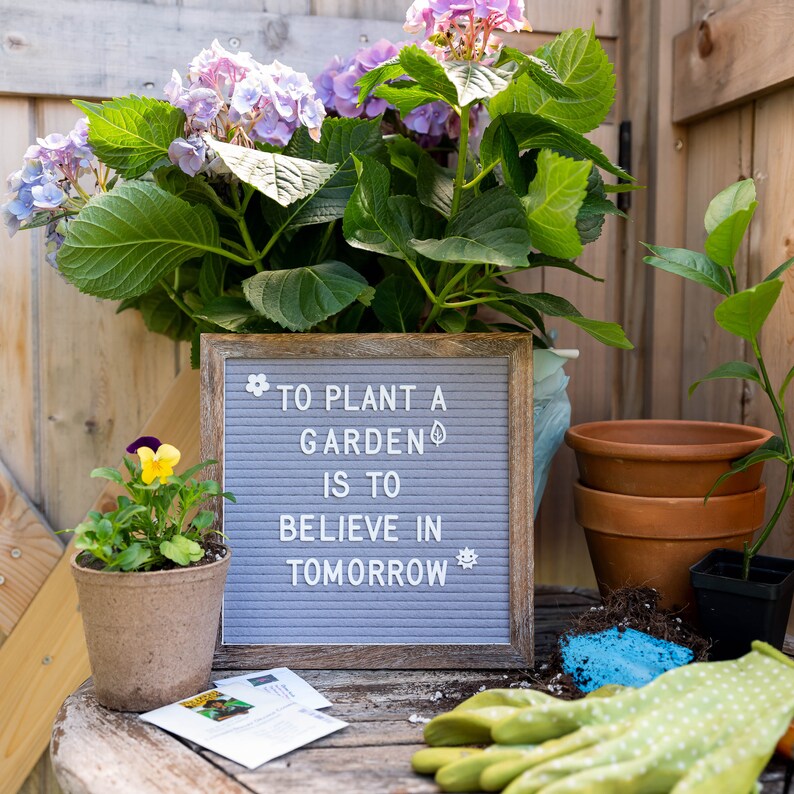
[0,457,62,637]
[673,0,794,123]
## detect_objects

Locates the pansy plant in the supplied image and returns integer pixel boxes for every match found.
[2,2,634,360]
[61,436,235,572]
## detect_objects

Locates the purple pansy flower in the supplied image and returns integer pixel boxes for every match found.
[126,436,162,455]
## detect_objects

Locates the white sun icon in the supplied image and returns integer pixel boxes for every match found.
[456,547,479,570]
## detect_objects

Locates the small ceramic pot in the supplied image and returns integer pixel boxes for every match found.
[71,548,230,712]
[565,420,773,497]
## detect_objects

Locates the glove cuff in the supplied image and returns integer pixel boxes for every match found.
[751,640,794,669]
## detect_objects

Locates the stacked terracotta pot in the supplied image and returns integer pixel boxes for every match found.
[565,420,771,615]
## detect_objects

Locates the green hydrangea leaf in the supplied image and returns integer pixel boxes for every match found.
[442,61,512,106]
[58,182,220,299]
[372,274,426,332]
[480,113,629,180]
[489,28,615,133]
[206,136,338,207]
[243,260,369,331]
[74,95,186,178]
[523,150,591,259]
[343,155,441,259]
[410,186,531,268]
[282,117,387,226]
[398,45,458,107]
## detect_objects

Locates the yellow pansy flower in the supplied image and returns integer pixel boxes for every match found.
[137,443,181,485]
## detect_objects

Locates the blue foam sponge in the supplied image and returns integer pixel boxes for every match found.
[560,626,695,693]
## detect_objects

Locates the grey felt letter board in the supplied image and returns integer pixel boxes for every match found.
[201,334,533,668]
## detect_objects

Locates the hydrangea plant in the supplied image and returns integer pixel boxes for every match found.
[2,2,634,362]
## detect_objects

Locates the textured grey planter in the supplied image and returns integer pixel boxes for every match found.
[71,547,230,712]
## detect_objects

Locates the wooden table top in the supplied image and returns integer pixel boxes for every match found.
[48,586,793,793]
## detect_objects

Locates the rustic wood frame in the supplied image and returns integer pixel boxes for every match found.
[201,333,533,669]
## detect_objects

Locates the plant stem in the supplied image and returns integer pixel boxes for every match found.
[463,161,499,191]
[742,339,794,578]
[450,106,471,218]
[160,279,195,321]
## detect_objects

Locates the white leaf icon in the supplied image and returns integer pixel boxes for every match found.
[430,420,447,447]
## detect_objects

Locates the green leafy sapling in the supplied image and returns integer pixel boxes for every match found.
[643,179,794,579]
[61,435,235,571]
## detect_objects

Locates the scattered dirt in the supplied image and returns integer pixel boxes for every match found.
[528,587,710,699]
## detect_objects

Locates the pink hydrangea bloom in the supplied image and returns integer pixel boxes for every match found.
[165,40,326,171]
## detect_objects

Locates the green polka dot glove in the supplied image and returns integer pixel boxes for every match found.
[414,642,794,793]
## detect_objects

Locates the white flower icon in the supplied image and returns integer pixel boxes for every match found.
[245,373,270,397]
[456,547,479,570]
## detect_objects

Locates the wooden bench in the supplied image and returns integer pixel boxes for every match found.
[49,586,793,793]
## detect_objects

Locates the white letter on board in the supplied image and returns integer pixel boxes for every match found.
[276,384,293,411]
[369,560,385,586]
[388,560,405,587]
[348,558,365,586]
[286,559,301,586]
[399,384,416,410]
[300,428,317,454]
[406,559,423,585]
[280,515,297,541]
[295,384,311,411]
[323,429,340,454]
[324,559,343,586]
[304,558,321,586]
[426,559,448,586]
[326,384,341,410]
[431,386,447,411]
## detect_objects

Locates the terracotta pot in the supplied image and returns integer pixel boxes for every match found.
[71,548,230,712]
[573,482,766,612]
[565,420,773,497]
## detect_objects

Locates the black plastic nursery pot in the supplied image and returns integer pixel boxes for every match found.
[690,548,794,661]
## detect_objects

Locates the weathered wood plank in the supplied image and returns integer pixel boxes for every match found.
[680,105,753,424]
[0,367,200,794]
[745,88,794,570]
[51,683,250,794]
[36,100,181,531]
[0,2,407,99]
[673,0,794,123]
[0,456,62,636]
[647,0,691,419]
[311,0,620,36]
[0,97,37,503]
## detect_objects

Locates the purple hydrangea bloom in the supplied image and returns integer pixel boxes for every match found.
[405,0,530,35]
[168,135,207,177]
[44,219,67,270]
[31,181,67,210]
[314,39,401,120]
[166,41,325,149]
[403,101,453,146]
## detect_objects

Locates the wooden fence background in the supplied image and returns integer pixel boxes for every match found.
[0,0,792,791]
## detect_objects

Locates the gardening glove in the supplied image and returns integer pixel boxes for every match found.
[416,687,626,791]
[486,641,794,793]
